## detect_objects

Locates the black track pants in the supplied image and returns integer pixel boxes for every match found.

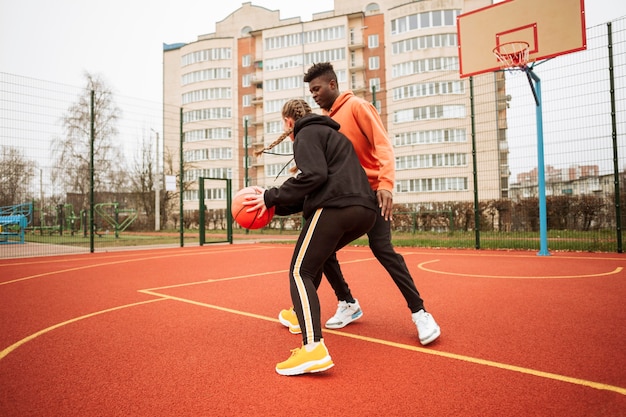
[290,206,376,345]
[321,211,426,313]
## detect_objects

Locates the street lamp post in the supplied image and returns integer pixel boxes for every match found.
[152,129,161,231]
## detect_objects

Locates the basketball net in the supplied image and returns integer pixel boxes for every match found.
[493,41,530,75]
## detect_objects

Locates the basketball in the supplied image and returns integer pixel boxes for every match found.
[231,186,275,229]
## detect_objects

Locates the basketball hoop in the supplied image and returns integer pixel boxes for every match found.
[493,41,530,70]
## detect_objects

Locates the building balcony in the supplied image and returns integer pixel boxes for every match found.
[245,117,262,126]
[350,62,366,71]
[251,74,263,86]
[250,156,264,167]
[349,42,365,51]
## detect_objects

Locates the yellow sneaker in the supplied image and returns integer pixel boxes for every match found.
[275,339,334,376]
[278,307,301,334]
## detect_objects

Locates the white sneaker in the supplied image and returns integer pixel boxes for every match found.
[325,299,363,329]
[412,309,441,345]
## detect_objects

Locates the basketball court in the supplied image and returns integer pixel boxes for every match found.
[1,243,625,415]
[3,2,625,416]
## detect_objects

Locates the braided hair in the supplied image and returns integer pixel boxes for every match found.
[254,99,312,157]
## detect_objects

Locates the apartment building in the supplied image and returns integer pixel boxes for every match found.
[162,0,502,213]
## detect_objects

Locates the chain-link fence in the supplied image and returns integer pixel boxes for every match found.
[1,18,625,258]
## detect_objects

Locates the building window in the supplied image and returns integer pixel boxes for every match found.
[395,177,468,193]
[209,148,233,160]
[395,153,467,170]
[391,10,461,35]
[242,54,251,67]
[184,127,232,142]
[368,34,379,48]
[392,81,465,100]
[393,105,465,123]
[181,68,231,85]
[394,129,467,146]
[182,87,232,104]
[369,56,380,70]
[183,108,232,123]
[265,120,282,134]
[392,33,457,54]
[266,162,296,178]
[391,57,459,77]
[181,48,232,66]
[265,99,289,114]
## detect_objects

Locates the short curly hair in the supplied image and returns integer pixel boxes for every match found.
[303,62,337,83]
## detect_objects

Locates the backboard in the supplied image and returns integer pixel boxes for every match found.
[457,0,586,77]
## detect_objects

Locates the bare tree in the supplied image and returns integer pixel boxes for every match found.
[0,146,36,206]
[51,72,125,208]
[161,145,196,229]
[129,132,156,222]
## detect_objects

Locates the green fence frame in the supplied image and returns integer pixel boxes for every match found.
[198,177,232,245]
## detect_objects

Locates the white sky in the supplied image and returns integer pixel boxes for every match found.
[0,1,333,103]
[1,0,624,103]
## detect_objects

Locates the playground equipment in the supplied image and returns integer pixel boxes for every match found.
[93,202,137,238]
[29,202,137,239]
[31,203,81,236]
[0,202,33,244]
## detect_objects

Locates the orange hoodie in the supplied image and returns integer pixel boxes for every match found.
[324,90,395,192]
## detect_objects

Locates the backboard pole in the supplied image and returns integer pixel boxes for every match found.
[526,68,550,256]
[525,68,539,107]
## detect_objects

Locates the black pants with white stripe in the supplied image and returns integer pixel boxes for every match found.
[290,206,376,345]
[321,211,426,313]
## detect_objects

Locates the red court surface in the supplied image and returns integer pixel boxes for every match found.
[1,244,625,416]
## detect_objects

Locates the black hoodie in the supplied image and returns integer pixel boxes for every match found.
[264,113,378,219]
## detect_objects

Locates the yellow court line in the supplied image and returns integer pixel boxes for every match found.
[2,284,623,397]
[0,298,165,361]
[323,329,626,396]
[141,270,291,291]
[3,246,623,270]
[4,248,624,396]
[0,245,271,268]
[0,246,278,286]
[398,250,626,262]
[141,256,378,292]
[140,289,626,397]
[418,259,623,279]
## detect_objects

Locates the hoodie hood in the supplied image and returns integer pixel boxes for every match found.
[293,113,340,136]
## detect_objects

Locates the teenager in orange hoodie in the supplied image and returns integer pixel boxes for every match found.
[278,62,441,346]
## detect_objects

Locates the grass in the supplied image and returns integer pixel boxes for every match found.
[22,228,621,253]
[354,230,620,253]
[24,230,227,248]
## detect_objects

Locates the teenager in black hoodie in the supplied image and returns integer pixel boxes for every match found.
[244,99,377,376]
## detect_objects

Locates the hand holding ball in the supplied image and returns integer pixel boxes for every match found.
[231,186,275,229]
